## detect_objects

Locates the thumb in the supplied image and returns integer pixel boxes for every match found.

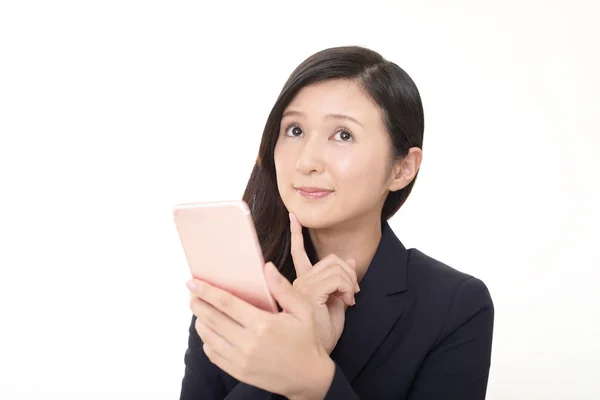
[264,262,305,314]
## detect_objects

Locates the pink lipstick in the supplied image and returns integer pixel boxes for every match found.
[295,187,334,199]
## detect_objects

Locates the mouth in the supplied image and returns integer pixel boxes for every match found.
[294,186,334,199]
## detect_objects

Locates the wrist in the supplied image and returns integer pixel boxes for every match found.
[289,352,335,400]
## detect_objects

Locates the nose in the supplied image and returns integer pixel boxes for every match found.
[295,136,325,175]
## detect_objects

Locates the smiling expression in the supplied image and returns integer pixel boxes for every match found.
[274,78,397,229]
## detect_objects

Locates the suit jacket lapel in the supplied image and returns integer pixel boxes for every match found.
[330,221,410,383]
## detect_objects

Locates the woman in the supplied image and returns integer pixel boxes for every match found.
[181,46,494,399]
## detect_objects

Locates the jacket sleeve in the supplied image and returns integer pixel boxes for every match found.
[179,315,228,399]
[407,277,495,400]
[323,363,360,399]
[180,315,273,400]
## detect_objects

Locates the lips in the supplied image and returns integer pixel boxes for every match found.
[295,186,334,199]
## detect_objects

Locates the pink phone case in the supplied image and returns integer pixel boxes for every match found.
[173,200,278,313]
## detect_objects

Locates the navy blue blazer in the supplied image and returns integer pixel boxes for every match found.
[180,221,494,399]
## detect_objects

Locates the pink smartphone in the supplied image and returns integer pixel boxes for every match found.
[173,200,278,313]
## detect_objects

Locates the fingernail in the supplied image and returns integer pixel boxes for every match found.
[186,280,196,291]
[266,262,281,282]
[356,285,360,293]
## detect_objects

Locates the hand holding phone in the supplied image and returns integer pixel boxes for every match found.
[174,200,278,313]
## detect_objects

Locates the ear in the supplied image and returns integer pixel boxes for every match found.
[387,147,423,192]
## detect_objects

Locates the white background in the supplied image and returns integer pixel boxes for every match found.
[1,1,598,399]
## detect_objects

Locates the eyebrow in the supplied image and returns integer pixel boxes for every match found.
[281,110,364,128]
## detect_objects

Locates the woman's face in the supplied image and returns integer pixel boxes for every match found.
[274,79,399,229]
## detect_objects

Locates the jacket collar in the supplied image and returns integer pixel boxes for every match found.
[357,220,408,295]
[329,220,410,382]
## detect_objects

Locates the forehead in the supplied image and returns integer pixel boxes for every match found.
[284,79,383,124]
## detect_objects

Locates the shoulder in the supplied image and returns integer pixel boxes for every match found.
[404,249,494,329]
[406,249,491,300]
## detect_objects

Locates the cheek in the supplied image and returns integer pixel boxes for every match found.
[273,142,286,174]
[273,142,285,168]
[274,142,294,185]
[333,151,387,189]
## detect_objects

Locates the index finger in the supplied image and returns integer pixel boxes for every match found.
[289,212,312,276]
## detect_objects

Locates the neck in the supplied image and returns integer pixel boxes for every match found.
[307,213,383,282]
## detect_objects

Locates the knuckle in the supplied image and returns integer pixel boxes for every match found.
[195,321,209,341]
[217,294,231,309]
[324,254,337,263]
[293,277,308,292]
[242,339,258,361]
[346,266,356,278]
[253,319,269,336]
[195,281,208,296]
[293,280,311,293]
[203,343,213,359]
[239,355,252,374]
[190,297,203,315]
[202,313,216,329]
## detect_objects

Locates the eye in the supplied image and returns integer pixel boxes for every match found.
[284,124,304,137]
[333,130,354,142]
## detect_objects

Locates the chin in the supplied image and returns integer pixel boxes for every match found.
[289,202,341,230]
[296,215,332,230]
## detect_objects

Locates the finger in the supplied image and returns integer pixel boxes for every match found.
[195,316,236,357]
[346,258,360,292]
[303,262,355,294]
[310,274,356,306]
[306,254,359,292]
[190,296,247,348]
[289,212,312,276]
[202,343,240,379]
[187,279,264,328]
[264,262,309,317]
